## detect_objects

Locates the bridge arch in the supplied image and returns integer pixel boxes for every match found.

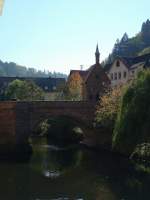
[30,113,91,135]
[15,101,95,144]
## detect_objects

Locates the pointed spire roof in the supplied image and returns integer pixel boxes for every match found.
[96,43,100,55]
[95,43,100,64]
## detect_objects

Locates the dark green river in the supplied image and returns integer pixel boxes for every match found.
[0,138,150,200]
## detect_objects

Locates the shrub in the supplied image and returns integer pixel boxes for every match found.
[5,79,44,100]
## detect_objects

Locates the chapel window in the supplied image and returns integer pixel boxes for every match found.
[116,60,120,67]
[115,73,117,80]
[95,75,99,79]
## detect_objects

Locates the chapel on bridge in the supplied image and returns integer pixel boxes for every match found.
[68,45,110,101]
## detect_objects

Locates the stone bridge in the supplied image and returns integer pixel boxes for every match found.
[0,101,95,146]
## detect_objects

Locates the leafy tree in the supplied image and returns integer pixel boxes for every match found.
[113,70,150,155]
[95,86,122,131]
[63,72,83,100]
[5,79,44,100]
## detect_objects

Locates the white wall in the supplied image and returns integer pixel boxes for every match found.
[108,59,129,87]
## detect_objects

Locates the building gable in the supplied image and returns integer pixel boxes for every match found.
[108,58,129,86]
[83,64,110,101]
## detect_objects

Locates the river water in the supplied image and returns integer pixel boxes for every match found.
[0,138,150,200]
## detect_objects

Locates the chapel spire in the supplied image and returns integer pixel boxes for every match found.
[95,43,100,64]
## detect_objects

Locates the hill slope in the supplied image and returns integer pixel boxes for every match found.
[105,19,150,64]
[0,60,67,78]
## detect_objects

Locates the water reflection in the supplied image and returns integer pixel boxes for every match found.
[0,138,149,200]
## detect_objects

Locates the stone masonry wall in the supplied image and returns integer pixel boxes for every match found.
[0,102,16,145]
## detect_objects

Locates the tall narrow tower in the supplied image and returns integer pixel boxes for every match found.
[95,44,100,64]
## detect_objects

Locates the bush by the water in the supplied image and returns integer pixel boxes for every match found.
[130,143,150,162]
[113,70,150,155]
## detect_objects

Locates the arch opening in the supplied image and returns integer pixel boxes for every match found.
[31,115,88,147]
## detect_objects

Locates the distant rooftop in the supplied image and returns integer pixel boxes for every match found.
[105,53,150,71]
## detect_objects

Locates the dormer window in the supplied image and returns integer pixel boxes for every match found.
[116,60,120,67]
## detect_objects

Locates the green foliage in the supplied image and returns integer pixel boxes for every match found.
[95,86,122,131]
[131,143,150,162]
[104,19,150,65]
[113,70,150,155]
[5,79,44,100]
[35,120,50,136]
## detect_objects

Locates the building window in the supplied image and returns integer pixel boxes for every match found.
[111,73,113,80]
[116,60,120,67]
[132,70,134,74]
[124,71,127,78]
[118,72,121,79]
[115,73,117,80]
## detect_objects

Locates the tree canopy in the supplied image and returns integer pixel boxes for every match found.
[63,73,83,100]
[5,79,45,101]
[104,19,150,65]
[113,70,150,155]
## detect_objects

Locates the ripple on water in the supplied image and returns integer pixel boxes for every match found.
[43,170,60,178]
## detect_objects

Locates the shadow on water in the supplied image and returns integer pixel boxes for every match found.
[0,143,32,163]
[0,138,150,199]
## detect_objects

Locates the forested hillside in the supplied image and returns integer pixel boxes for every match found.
[104,19,150,64]
[0,60,67,78]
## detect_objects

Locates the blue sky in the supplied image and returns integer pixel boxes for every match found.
[0,0,150,74]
